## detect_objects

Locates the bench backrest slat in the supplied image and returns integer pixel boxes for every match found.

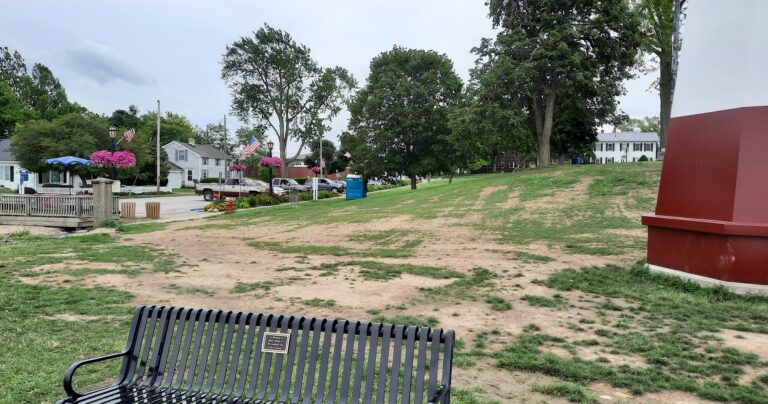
[117,306,453,403]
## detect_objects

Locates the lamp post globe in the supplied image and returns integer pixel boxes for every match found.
[108,127,117,179]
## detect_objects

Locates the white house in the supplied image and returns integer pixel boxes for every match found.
[163,139,235,187]
[591,131,659,164]
[0,139,45,190]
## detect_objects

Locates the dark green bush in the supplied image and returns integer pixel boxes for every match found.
[199,178,222,184]
[42,184,73,188]
[294,177,308,185]
[638,155,649,162]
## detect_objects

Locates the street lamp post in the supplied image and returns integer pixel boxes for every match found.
[108,127,117,179]
[267,140,274,196]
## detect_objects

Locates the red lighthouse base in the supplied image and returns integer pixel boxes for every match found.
[642,106,768,294]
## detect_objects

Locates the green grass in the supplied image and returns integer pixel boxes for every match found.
[372,315,440,328]
[312,260,464,281]
[232,280,284,293]
[532,382,598,403]
[117,222,168,234]
[515,251,555,263]
[164,284,215,296]
[300,298,336,308]
[521,294,568,308]
[198,163,661,256]
[419,268,498,302]
[249,240,413,258]
[485,295,512,311]
[495,261,768,403]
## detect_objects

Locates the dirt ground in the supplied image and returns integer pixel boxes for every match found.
[19,196,718,403]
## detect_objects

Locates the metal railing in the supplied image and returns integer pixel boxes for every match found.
[0,195,119,218]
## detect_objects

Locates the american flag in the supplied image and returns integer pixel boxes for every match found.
[123,128,136,143]
[240,135,261,158]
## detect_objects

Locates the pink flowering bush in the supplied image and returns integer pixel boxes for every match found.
[89,150,137,168]
[111,151,137,168]
[311,166,321,173]
[259,156,283,169]
[89,150,113,166]
[228,163,246,171]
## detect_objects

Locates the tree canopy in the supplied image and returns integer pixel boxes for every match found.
[345,47,462,189]
[221,24,356,176]
[474,0,643,166]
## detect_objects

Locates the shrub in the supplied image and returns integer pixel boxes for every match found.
[318,190,335,199]
[294,177,308,185]
[258,166,272,182]
[200,178,223,184]
[638,155,649,162]
[255,194,283,206]
[236,198,250,209]
[246,195,258,207]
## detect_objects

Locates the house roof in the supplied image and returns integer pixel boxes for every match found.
[0,139,17,162]
[167,161,184,171]
[170,141,234,159]
[597,132,659,142]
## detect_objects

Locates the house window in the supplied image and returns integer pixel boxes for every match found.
[176,149,188,162]
[0,165,13,181]
[187,170,193,181]
[644,143,654,151]
[215,159,221,166]
[500,162,505,169]
[633,143,642,151]
[605,143,615,151]
[41,170,66,184]
[597,157,603,164]
[606,157,615,163]
[225,160,230,166]
[201,170,208,179]
[598,143,604,152]
[202,157,209,165]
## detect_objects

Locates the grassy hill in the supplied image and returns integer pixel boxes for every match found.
[3,162,768,404]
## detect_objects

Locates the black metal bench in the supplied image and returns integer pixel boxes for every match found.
[58,305,455,403]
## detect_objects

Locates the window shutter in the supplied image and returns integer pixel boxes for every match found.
[9,166,14,182]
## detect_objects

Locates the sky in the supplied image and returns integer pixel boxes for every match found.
[1,0,659,155]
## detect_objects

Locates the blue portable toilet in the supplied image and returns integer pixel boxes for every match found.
[346,175,366,200]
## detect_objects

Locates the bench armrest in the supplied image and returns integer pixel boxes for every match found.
[428,384,449,403]
[63,351,129,400]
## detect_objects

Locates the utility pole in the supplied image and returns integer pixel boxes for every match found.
[223,115,227,154]
[156,100,160,195]
[319,135,323,178]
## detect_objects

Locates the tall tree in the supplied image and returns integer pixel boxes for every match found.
[635,0,686,153]
[221,24,356,176]
[10,113,106,174]
[303,138,345,174]
[479,0,642,166]
[0,82,26,138]
[618,116,660,133]
[346,47,462,189]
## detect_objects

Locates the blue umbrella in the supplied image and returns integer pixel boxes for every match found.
[45,156,91,166]
[44,156,91,194]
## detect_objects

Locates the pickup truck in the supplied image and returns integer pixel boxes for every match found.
[196,178,285,201]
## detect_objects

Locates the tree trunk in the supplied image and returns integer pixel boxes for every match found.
[533,93,556,167]
[410,176,417,190]
[659,55,673,159]
[279,142,288,177]
[449,173,454,184]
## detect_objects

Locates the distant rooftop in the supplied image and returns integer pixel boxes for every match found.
[174,141,234,159]
[0,139,16,162]
[597,132,659,142]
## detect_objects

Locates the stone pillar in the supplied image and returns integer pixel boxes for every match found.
[92,177,114,227]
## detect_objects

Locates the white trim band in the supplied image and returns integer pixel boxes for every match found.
[647,264,768,296]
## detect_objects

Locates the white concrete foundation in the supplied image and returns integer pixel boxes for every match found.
[647,264,768,296]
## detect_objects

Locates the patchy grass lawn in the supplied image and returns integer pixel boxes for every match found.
[4,162,768,403]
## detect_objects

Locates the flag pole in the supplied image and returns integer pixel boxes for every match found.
[156,100,161,195]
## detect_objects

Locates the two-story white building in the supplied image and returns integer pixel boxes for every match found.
[591,131,659,164]
[162,139,235,187]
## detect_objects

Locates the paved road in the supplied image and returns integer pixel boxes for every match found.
[128,195,212,221]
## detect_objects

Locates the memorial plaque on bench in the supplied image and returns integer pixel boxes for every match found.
[261,331,290,354]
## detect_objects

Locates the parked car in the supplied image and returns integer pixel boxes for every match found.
[196,178,285,201]
[271,178,307,192]
[304,177,345,193]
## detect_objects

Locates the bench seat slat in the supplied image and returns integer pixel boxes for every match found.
[58,306,455,404]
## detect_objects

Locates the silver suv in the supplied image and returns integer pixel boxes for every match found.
[271,178,307,192]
